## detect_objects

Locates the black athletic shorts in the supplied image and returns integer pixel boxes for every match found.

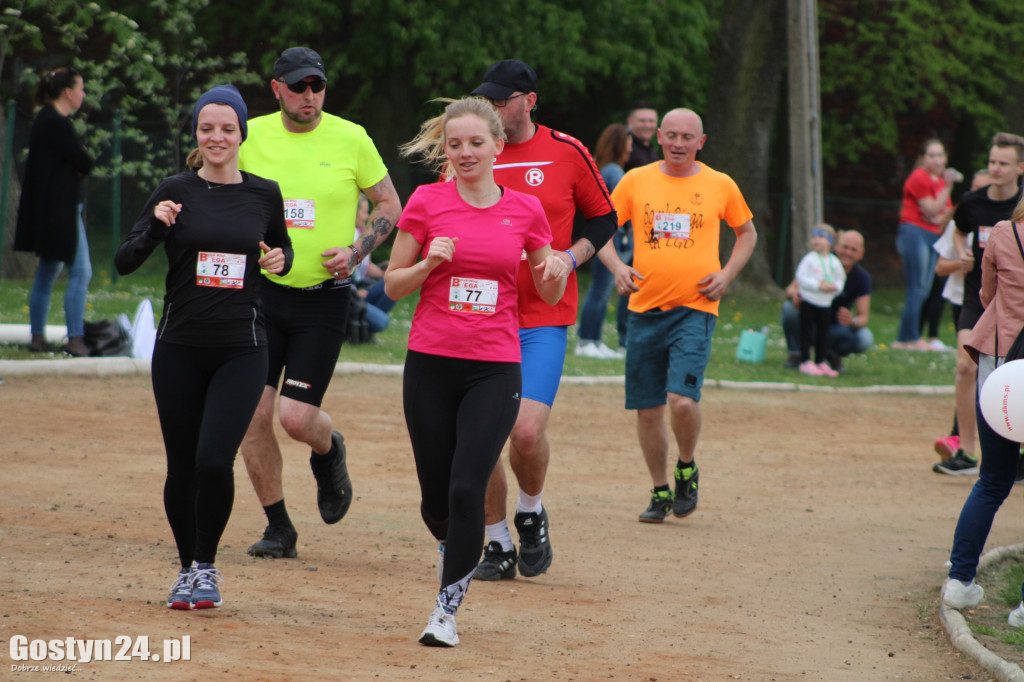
[261,278,351,407]
[958,293,983,333]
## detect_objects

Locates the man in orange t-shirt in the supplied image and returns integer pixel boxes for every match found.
[600,108,757,524]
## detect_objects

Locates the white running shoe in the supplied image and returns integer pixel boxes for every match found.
[1009,602,1024,628]
[419,606,459,647]
[928,338,952,352]
[942,578,983,609]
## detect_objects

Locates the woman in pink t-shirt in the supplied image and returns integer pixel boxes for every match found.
[385,97,568,648]
[895,138,962,349]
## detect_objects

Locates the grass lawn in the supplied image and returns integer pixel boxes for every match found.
[0,266,958,387]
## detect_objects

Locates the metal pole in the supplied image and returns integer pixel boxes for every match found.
[110,110,122,283]
[806,0,823,225]
[0,98,16,276]
[787,0,824,272]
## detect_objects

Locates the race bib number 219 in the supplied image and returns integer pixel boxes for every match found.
[654,212,691,240]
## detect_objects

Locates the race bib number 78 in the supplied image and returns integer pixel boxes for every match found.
[196,252,246,289]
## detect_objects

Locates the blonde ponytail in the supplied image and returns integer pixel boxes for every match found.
[400,97,504,178]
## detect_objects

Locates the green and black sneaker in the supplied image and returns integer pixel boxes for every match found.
[932,450,978,477]
[638,489,673,523]
[673,464,699,517]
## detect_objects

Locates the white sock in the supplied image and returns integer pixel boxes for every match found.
[516,490,543,515]
[486,521,514,552]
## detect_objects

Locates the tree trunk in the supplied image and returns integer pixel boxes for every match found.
[701,0,788,292]
[0,104,36,278]
[361,75,421,202]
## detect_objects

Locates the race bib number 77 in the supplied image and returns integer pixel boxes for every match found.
[449,277,498,314]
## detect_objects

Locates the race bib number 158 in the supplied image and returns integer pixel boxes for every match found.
[284,199,316,229]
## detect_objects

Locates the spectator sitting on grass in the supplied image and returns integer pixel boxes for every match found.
[782,229,873,373]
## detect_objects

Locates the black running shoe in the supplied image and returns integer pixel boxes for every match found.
[638,489,673,523]
[673,464,699,517]
[310,430,353,524]
[932,450,979,477]
[247,524,298,558]
[514,508,552,577]
[1017,453,1024,484]
[474,541,517,581]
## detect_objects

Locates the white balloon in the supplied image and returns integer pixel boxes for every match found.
[979,360,1024,442]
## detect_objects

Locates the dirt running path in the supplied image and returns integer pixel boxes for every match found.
[1,374,1012,680]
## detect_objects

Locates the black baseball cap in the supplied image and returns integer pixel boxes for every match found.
[471,59,537,99]
[274,47,328,85]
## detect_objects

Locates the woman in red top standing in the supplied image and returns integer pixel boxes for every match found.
[894,138,962,350]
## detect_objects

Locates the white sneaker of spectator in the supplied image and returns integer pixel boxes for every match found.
[575,340,623,360]
[1009,602,1024,628]
[942,578,983,609]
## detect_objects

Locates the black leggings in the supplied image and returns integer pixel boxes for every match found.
[402,350,521,589]
[799,301,831,363]
[920,274,947,338]
[151,340,268,567]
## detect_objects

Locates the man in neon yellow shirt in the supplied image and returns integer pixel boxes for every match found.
[238,47,402,558]
[600,108,757,523]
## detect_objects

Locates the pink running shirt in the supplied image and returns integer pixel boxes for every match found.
[398,182,552,362]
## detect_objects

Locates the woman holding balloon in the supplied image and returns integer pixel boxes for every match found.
[942,194,1024,627]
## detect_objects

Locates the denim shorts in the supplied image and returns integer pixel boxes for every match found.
[519,325,568,406]
[625,307,716,409]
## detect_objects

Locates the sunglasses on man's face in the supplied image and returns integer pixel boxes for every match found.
[283,79,326,94]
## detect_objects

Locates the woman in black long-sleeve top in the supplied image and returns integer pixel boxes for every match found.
[116,85,293,611]
[14,68,94,356]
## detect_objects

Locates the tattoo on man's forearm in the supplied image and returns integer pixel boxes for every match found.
[576,241,595,262]
[360,213,394,254]
[359,174,399,255]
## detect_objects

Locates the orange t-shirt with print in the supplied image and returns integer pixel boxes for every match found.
[611,161,753,316]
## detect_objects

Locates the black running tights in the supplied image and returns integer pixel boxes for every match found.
[402,350,521,589]
[151,340,268,567]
